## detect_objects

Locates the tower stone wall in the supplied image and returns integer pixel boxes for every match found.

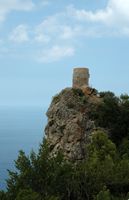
[72,68,90,88]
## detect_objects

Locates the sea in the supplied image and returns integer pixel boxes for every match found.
[0,106,47,191]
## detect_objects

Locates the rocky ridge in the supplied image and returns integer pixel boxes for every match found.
[45,87,100,161]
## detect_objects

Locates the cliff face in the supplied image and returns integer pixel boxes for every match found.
[45,87,99,161]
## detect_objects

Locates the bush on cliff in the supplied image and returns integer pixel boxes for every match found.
[90,92,129,144]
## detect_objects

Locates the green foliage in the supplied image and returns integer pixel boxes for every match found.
[0,191,7,200]
[91,91,129,144]
[1,131,129,200]
[1,91,129,199]
[5,139,76,200]
[75,88,88,102]
[87,131,117,160]
[79,131,117,198]
[15,189,41,200]
[95,187,111,200]
[72,88,84,97]
[120,94,129,103]
[44,196,60,200]
[119,138,129,157]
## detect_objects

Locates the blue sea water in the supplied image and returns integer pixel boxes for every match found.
[0,107,47,190]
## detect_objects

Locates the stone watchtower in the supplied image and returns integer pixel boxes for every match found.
[72,67,90,88]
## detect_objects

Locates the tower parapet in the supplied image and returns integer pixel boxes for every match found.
[72,67,90,88]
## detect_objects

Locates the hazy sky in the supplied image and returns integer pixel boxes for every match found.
[0,0,129,107]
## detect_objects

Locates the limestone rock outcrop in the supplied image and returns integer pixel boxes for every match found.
[45,87,100,161]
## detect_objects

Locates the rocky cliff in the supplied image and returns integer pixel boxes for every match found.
[45,87,100,161]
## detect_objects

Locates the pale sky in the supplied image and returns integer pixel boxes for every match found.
[0,0,129,107]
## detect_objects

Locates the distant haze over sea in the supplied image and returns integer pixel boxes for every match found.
[0,106,47,190]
